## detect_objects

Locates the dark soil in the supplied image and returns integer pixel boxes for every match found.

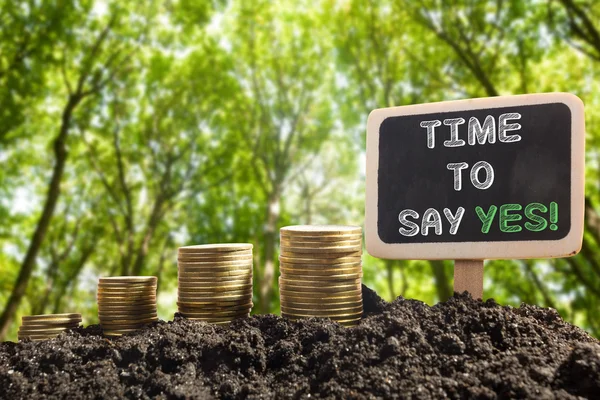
[1,286,599,399]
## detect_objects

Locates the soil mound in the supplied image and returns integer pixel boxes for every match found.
[0,286,598,399]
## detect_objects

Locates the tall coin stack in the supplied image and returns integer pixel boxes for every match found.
[279,225,363,326]
[18,313,82,341]
[97,276,158,337]
[177,244,253,324]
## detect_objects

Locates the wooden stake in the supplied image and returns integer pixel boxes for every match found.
[453,260,484,300]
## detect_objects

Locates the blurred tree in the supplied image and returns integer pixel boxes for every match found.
[0,2,154,339]
[81,44,237,278]
[225,0,335,312]
[326,0,456,301]
[0,0,79,143]
[0,0,599,340]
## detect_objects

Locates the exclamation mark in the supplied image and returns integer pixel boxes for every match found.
[549,202,558,231]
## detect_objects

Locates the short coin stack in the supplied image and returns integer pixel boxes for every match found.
[97,276,158,337]
[279,225,363,326]
[18,313,82,341]
[177,244,253,324]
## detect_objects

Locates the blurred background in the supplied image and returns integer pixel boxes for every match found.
[0,0,599,342]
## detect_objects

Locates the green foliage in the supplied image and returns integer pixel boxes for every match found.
[0,0,599,340]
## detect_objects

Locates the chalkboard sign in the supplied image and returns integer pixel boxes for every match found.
[365,93,585,260]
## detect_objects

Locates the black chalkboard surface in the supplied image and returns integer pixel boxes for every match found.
[365,93,585,260]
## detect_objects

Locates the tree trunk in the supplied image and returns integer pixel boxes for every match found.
[385,259,396,299]
[398,261,408,297]
[131,196,165,276]
[431,260,452,302]
[259,192,280,313]
[0,95,79,340]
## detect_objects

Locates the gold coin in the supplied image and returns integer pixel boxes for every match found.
[280,291,361,302]
[178,257,253,265]
[280,261,361,270]
[281,225,361,236]
[178,269,251,277]
[177,282,253,290]
[178,275,253,283]
[178,270,252,279]
[280,298,362,309]
[280,249,362,257]
[177,260,252,267]
[281,304,362,315]
[177,298,253,307]
[98,281,156,288]
[281,310,362,319]
[177,292,251,299]
[178,278,252,285]
[178,301,253,311]
[99,276,158,284]
[178,307,250,317]
[279,269,362,279]
[280,238,362,247]
[280,242,362,253]
[98,312,157,320]
[280,243,362,253]
[98,301,157,309]
[97,286,155,292]
[177,308,253,314]
[98,303,156,314]
[178,264,252,272]
[177,282,252,291]
[279,279,360,291]
[22,313,81,322]
[20,324,79,332]
[100,316,157,323]
[177,271,253,284]
[178,253,253,261]
[98,309,156,316]
[97,296,156,303]
[178,285,251,293]
[279,277,362,287]
[97,281,156,287]
[100,322,157,330]
[279,271,362,281]
[178,293,252,303]
[97,286,156,293]
[178,296,251,304]
[178,243,253,253]
[180,314,249,323]
[280,233,362,242]
[97,289,156,296]
[18,326,72,334]
[97,290,155,297]
[98,316,156,324]
[20,320,81,328]
[281,291,360,303]
[279,255,362,264]
[178,290,251,299]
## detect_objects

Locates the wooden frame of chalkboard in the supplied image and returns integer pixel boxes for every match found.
[365,93,585,260]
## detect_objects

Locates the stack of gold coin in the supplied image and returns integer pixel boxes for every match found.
[279,225,363,326]
[177,244,253,323]
[97,276,158,337]
[18,313,82,341]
